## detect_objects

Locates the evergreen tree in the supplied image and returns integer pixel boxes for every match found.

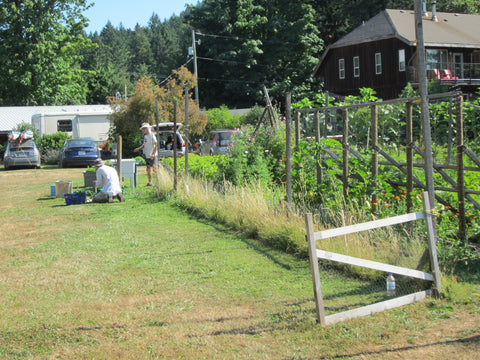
[185,0,323,108]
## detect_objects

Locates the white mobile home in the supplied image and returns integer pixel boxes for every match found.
[32,107,113,141]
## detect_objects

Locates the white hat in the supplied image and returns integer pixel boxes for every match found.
[94,158,104,167]
[140,122,151,130]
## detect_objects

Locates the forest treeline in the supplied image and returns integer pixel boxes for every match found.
[1,0,478,109]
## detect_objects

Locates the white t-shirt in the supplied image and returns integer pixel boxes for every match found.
[96,165,122,195]
[143,131,157,158]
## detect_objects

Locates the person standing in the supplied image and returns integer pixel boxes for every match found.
[92,159,125,203]
[134,122,158,186]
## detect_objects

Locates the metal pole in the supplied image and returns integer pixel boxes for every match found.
[192,30,199,106]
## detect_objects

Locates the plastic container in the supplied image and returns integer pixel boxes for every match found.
[55,180,73,198]
[64,192,87,205]
[386,273,396,297]
[83,171,97,187]
[50,184,56,197]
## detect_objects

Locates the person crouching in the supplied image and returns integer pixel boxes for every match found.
[92,158,125,203]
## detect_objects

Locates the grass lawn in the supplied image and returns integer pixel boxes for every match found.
[0,166,479,359]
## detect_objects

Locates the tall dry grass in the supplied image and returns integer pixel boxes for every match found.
[155,165,307,254]
[153,165,427,270]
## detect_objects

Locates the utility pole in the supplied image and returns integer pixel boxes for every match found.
[414,0,441,293]
[192,30,199,106]
[414,0,435,210]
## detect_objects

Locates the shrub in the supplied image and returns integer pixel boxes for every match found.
[240,105,265,126]
[220,122,286,187]
[205,105,241,136]
[134,156,146,166]
[160,154,226,183]
[42,148,61,165]
[38,132,71,156]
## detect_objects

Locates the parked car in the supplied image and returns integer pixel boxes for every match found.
[199,129,238,156]
[151,122,186,158]
[3,138,41,170]
[59,138,100,168]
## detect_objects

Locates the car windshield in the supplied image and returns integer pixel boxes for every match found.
[217,132,234,146]
[9,139,35,150]
[67,140,94,147]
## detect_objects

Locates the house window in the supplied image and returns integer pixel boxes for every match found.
[375,53,382,74]
[398,49,406,72]
[353,56,360,77]
[338,58,345,79]
[57,120,72,132]
[426,49,448,70]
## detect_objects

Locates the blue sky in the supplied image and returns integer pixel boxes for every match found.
[83,0,199,33]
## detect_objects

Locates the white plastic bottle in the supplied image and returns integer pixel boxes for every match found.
[386,273,396,297]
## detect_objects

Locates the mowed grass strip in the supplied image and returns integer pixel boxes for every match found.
[1,167,479,359]
[0,168,321,358]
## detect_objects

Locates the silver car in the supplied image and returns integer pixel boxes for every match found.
[199,129,238,156]
[152,122,186,158]
[3,138,41,170]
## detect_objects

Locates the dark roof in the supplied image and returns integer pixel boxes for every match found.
[313,9,480,76]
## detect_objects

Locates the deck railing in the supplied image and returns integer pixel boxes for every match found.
[407,62,480,83]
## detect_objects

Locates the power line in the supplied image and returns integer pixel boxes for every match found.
[198,77,265,85]
[197,56,269,68]
[195,31,244,41]
[158,57,193,87]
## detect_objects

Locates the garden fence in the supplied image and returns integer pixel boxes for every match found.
[288,91,480,241]
[305,192,441,325]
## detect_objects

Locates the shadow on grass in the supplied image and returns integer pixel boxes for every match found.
[319,334,480,359]
[448,259,480,283]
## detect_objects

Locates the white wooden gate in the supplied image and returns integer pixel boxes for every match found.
[305,192,441,325]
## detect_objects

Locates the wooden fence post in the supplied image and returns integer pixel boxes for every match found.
[315,110,322,186]
[184,87,189,178]
[286,93,292,210]
[370,105,378,213]
[295,110,300,148]
[447,97,454,164]
[305,213,326,325]
[422,192,442,293]
[456,95,466,242]
[116,135,122,180]
[342,109,349,202]
[406,101,414,213]
[173,101,178,192]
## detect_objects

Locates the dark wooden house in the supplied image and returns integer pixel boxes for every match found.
[312,7,480,99]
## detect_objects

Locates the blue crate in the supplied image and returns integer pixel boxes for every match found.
[64,192,86,205]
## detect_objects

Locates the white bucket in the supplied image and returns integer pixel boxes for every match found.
[55,180,73,198]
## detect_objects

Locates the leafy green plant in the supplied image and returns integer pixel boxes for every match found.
[219,122,286,187]
[134,156,146,165]
[160,154,226,183]
[41,148,61,165]
[38,132,71,157]
[204,105,241,136]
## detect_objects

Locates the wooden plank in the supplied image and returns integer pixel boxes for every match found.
[315,249,434,281]
[324,290,431,325]
[314,212,424,241]
[378,161,480,172]
[463,146,480,168]
[422,193,442,292]
[295,91,458,113]
[305,213,326,325]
